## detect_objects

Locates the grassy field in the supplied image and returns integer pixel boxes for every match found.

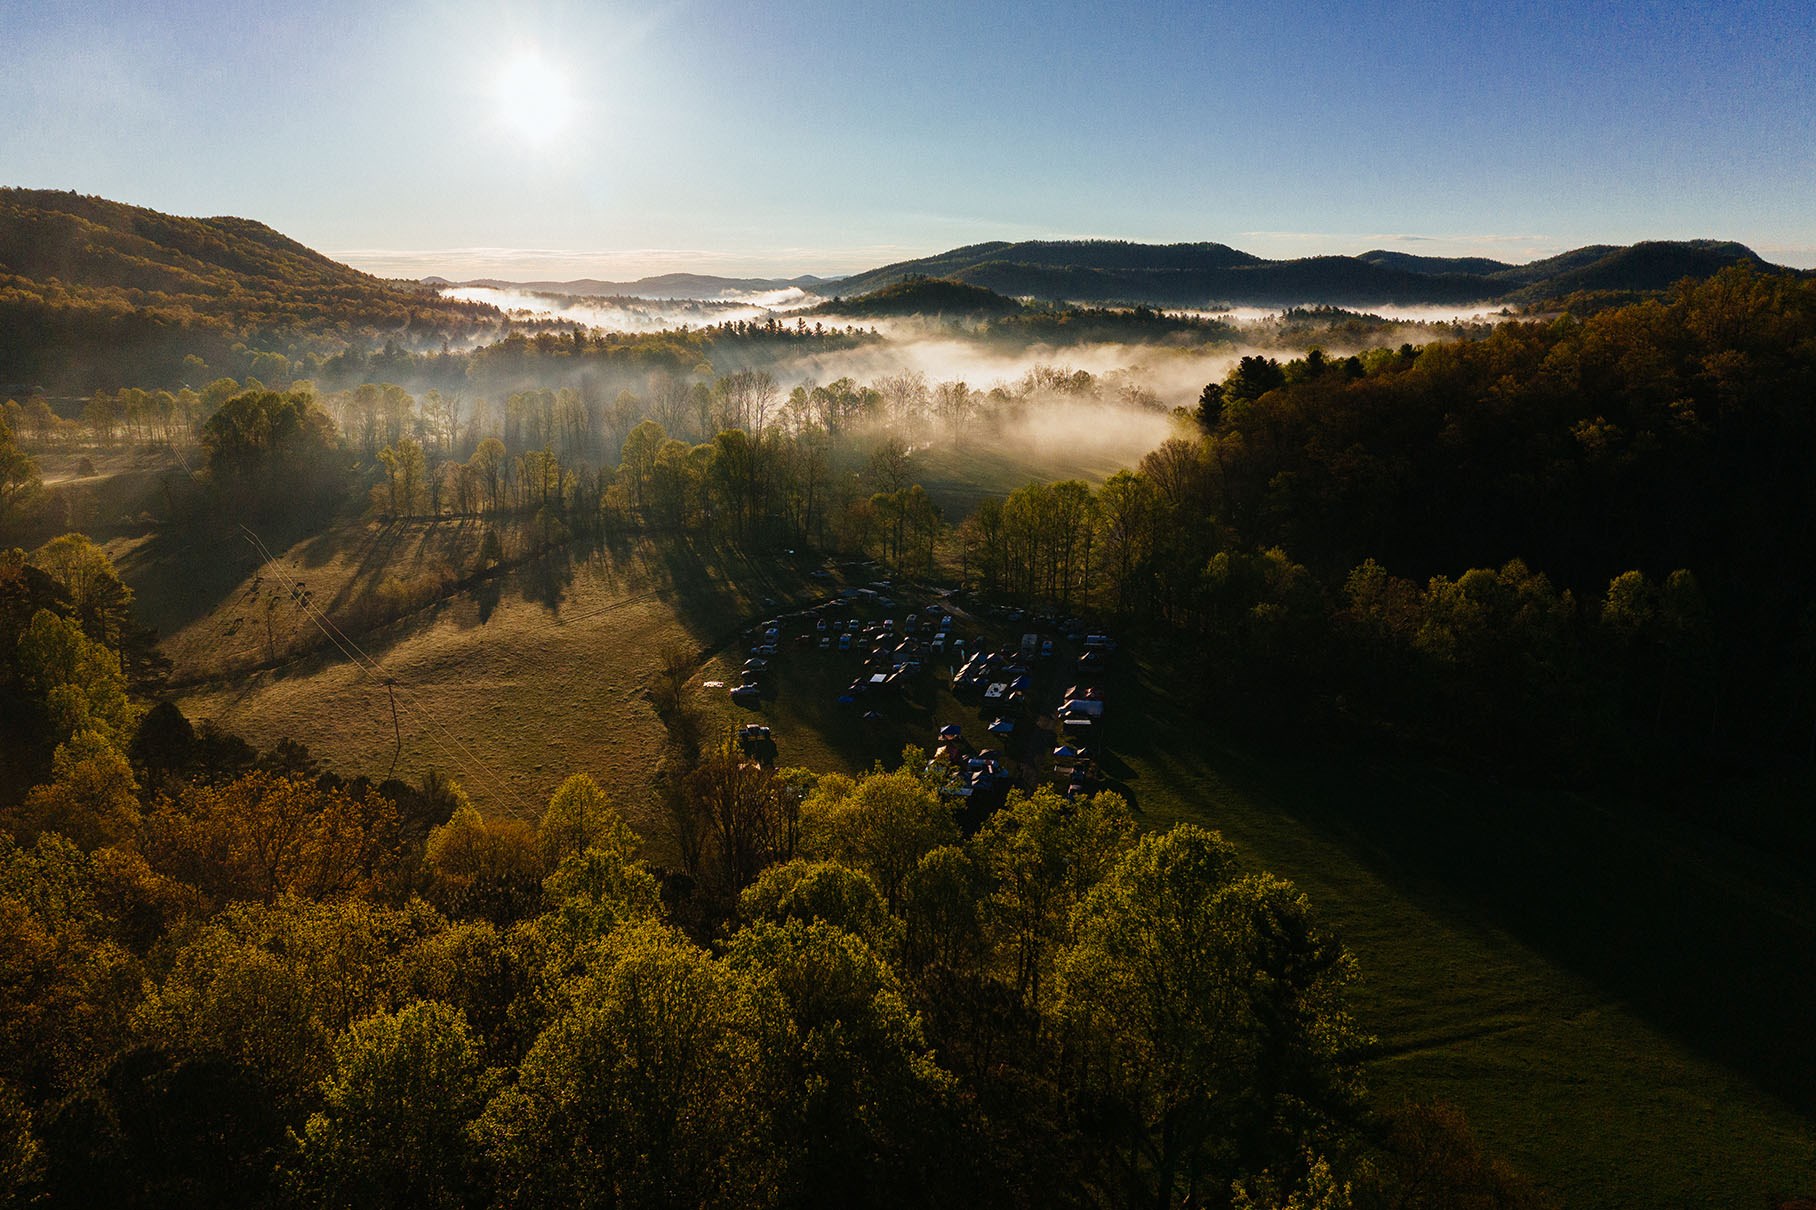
[158,522,819,827]
[1109,718,1816,1208]
[96,509,1816,1208]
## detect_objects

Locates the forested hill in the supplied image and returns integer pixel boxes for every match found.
[0,189,502,391]
[808,276,1027,318]
[821,236,1785,307]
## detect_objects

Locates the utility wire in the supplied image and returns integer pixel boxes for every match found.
[170,433,539,817]
[238,525,537,817]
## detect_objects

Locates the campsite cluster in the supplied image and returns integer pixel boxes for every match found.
[717,575,1121,822]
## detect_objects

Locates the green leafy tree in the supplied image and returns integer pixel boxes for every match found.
[423,802,543,925]
[0,834,139,1104]
[536,773,636,872]
[292,1000,494,1210]
[974,787,1134,1019]
[687,744,804,898]
[375,436,428,518]
[725,919,955,1207]
[1057,824,1366,1208]
[800,768,956,912]
[739,858,896,951]
[0,423,40,526]
[473,920,775,1208]
[8,729,140,850]
[199,388,341,511]
[13,609,138,748]
[27,535,136,655]
[133,897,443,1109]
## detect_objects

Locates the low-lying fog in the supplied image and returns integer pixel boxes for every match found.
[444,285,815,334]
[431,286,1509,475]
[1208,302,1508,324]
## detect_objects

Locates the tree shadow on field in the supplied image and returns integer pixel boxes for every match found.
[640,535,777,647]
[299,520,425,620]
[111,501,335,639]
[1129,657,1816,1120]
[474,577,501,624]
[518,543,576,613]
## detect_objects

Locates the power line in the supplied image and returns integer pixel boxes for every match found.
[237,524,537,817]
[168,433,540,817]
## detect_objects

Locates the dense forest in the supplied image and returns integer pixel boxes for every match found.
[958,267,1816,804]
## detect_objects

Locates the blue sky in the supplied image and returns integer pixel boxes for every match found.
[4,0,1813,277]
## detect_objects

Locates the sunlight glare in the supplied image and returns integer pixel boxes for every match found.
[493,52,573,145]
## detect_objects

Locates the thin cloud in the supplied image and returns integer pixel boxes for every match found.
[1756,243,1816,269]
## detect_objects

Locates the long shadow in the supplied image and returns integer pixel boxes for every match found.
[631,534,838,665]
[111,499,345,639]
[1124,664,1816,1118]
[516,542,576,613]
[641,536,767,640]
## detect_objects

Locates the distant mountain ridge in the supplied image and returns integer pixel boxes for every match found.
[816,238,1787,307]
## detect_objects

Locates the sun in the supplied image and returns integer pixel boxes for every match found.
[493,51,574,144]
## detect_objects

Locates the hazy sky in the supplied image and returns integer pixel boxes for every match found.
[4,0,1813,278]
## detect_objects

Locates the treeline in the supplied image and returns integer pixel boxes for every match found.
[0,539,1542,1208]
[959,267,1816,801]
[3,360,1166,584]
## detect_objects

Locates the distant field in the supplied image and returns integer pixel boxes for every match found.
[100,509,1816,1209]
[909,414,1178,516]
